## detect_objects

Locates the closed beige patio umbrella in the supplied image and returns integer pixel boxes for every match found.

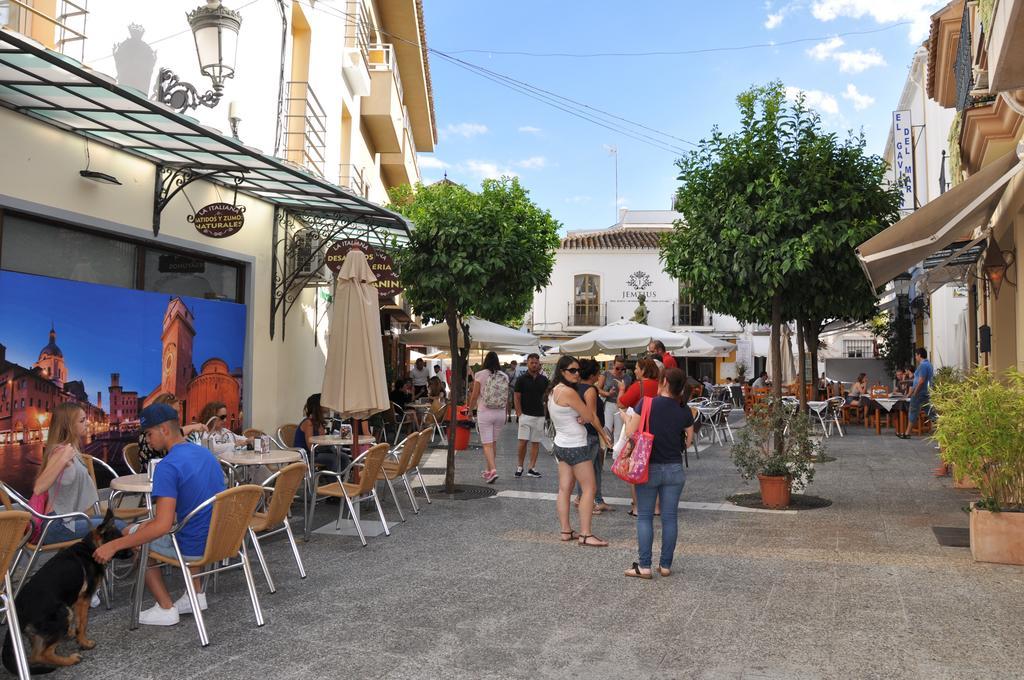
[321,249,389,421]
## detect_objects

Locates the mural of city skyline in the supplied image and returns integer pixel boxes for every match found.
[0,269,245,435]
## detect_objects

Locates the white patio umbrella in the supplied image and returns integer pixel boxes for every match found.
[778,324,796,385]
[321,249,389,421]
[559,319,732,357]
[400,316,539,351]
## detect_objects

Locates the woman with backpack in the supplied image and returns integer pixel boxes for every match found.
[468,351,509,484]
[620,367,694,579]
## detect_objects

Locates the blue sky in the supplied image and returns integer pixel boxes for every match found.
[0,271,245,402]
[420,0,945,232]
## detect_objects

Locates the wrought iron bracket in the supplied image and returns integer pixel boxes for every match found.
[156,68,222,113]
[152,164,246,237]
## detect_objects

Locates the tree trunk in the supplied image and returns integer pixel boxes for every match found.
[797,319,807,411]
[770,293,784,457]
[444,302,459,494]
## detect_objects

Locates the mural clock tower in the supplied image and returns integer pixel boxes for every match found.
[160,297,196,401]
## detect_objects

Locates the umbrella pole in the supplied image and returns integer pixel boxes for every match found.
[351,418,361,483]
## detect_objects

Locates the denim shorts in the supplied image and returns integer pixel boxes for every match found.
[908,393,929,424]
[129,523,202,562]
[553,444,593,466]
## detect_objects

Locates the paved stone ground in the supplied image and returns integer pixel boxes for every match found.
[23,417,1024,679]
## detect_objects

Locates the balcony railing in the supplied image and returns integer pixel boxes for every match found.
[368,43,404,103]
[339,164,368,198]
[344,0,371,62]
[568,302,606,327]
[954,2,973,112]
[282,81,327,178]
[3,0,88,60]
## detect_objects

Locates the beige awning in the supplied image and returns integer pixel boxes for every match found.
[856,150,1024,289]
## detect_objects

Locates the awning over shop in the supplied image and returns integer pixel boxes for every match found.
[0,28,409,242]
[855,150,1023,289]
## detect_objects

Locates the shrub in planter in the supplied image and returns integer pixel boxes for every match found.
[932,368,1024,564]
[731,402,822,508]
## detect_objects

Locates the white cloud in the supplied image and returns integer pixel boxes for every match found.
[764,12,784,28]
[841,83,875,110]
[807,37,885,72]
[417,156,449,169]
[785,86,840,115]
[518,125,541,134]
[810,0,946,42]
[514,156,546,169]
[440,122,488,140]
[465,160,517,179]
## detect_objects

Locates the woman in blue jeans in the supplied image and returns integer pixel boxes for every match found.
[620,367,694,579]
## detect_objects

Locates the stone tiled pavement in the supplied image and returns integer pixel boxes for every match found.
[27,417,1024,679]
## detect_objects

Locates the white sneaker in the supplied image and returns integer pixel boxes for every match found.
[90,592,101,609]
[138,603,180,626]
[174,591,208,615]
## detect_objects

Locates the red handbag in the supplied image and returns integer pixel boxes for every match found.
[611,396,653,485]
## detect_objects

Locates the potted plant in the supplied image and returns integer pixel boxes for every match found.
[731,402,820,508]
[735,362,748,385]
[932,368,1024,565]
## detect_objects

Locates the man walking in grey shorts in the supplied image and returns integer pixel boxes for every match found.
[513,353,549,477]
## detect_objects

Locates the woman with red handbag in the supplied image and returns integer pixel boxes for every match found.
[621,368,693,579]
[547,356,613,547]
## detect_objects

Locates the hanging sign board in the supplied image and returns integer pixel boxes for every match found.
[892,110,915,211]
[325,239,403,301]
[189,202,246,238]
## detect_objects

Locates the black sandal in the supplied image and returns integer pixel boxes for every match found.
[578,534,608,547]
[624,562,652,579]
[559,530,579,542]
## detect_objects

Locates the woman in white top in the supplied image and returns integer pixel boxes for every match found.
[33,403,124,544]
[198,401,249,454]
[548,356,613,547]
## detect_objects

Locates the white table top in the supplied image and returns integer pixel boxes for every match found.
[874,397,908,411]
[806,401,829,412]
[218,449,304,466]
[110,473,152,493]
[308,435,376,447]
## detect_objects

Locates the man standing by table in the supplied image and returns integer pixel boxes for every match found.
[410,358,430,399]
[513,353,549,478]
[598,356,631,442]
[898,347,933,440]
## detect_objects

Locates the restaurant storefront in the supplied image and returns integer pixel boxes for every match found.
[0,29,410,445]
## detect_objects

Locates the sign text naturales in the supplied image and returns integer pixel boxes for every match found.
[325,239,403,301]
[189,202,246,238]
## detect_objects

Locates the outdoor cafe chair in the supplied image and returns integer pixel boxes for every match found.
[0,481,96,599]
[143,485,265,647]
[310,443,392,546]
[715,401,735,443]
[405,427,435,506]
[81,454,149,523]
[122,442,141,474]
[0,511,31,680]
[825,397,846,437]
[390,402,419,446]
[377,431,423,521]
[275,423,299,451]
[248,462,308,594]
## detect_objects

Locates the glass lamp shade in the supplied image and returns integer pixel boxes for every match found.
[891,273,912,298]
[188,1,242,91]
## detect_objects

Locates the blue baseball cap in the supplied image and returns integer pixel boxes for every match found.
[139,403,179,431]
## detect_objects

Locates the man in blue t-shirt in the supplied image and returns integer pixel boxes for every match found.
[898,347,934,440]
[94,403,226,626]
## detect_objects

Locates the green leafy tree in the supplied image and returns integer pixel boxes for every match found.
[391,177,560,492]
[662,82,900,444]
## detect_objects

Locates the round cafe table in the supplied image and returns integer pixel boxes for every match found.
[109,473,152,494]
[872,397,909,435]
[308,435,374,448]
[218,449,304,467]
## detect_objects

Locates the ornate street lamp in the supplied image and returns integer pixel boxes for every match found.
[156,0,242,113]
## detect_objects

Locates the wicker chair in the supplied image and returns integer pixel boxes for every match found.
[81,455,149,522]
[0,481,94,599]
[243,428,265,440]
[248,463,308,593]
[122,442,141,474]
[404,427,435,505]
[276,423,299,450]
[311,443,392,546]
[145,485,265,647]
[377,432,422,521]
[0,511,31,680]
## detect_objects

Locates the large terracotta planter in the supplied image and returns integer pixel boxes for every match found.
[970,505,1024,565]
[758,474,791,508]
[952,464,978,489]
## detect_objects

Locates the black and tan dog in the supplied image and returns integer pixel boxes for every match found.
[2,508,129,675]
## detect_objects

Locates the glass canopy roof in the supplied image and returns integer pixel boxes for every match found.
[0,28,409,242]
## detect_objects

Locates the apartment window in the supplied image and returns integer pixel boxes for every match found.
[677,281,704,326]
[573,274,601,326]
[844,339,875,358]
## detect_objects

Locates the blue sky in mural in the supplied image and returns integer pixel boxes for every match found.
[0,271,245,402]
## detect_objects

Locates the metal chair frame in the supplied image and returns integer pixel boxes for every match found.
[248,463,308,594]
[136,486,265,647]
[379,432,423,520]
[0,511,31,680]
[310,444,391,546]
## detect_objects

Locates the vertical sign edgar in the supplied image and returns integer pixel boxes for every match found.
[892,110,915,211]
